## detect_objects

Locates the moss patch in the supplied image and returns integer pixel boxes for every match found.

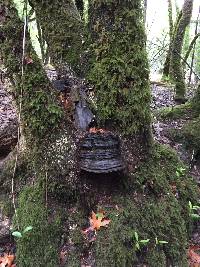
[15,184,61,267]
[0,0,63,141]
[181,116,200,154]
[67,144,199,266]
[156,102,193,120]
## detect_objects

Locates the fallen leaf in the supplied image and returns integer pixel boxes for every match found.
[188,245,200,266]
[89,211,110,230]
[24,56,33,64]
[0,254,15,267]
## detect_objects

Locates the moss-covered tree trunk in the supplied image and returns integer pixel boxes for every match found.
[170,0,194,102]
[0,1,78,266]
[82,2,199,266]
[88,0,152,147]
[162,0,174,78]
[28,0,84,73]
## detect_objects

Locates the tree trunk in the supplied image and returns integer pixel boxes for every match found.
[0,82,18,158]
[88,0,152,146]
[28,0,84,74]
[0,2,78,265]
[162,8,182,78]
[168,0,173,41]
[35,17,46,63]
[144,0,147,23]
[184,33,200,65]
[170,0,194,102]
[188,10,200,84]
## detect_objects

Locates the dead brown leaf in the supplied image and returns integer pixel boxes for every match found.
[188,245,200,266]
[0,254,15,267]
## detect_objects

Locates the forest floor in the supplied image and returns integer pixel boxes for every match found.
[152,83,200,248]
[152,83,200,184]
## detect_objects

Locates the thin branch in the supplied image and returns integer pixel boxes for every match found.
[183,33,200,63]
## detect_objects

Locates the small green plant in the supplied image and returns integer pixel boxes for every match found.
[176,167,186,177]
[189,201,200,219]
[155,237,168,246]
[133,231,150,250]
[12,226,33,238]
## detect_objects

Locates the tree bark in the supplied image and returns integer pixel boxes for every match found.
[168,0,173,41]
[0,82,18,158]
[0,2,78,265]
[170,0,194,101]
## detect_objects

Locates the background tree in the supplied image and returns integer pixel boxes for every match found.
[162,0,182,78]
[170,0,194,102]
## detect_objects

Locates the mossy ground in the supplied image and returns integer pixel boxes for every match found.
[157,85,200,157]
[14,183,62,267]
[156,102,194,120]
[66,144,199,267]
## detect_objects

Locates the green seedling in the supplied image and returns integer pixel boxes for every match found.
[176,167,186,177]
[133,231,150,250]
[155,237,168,246]
[12,226,33,238]
[189,201,200,219]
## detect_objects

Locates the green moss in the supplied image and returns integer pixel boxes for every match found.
[157,102,193,120]
[165,115,200,156]
[93,195,188,266]
[67,144,199,266]
[0,0,63,141]
[88,0,151,139]
[181,116,200,153]
[29,0,83,73]
[15,184,61,267]
[191,84,200,114]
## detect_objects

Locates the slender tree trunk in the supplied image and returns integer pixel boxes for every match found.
[188,10,200,84]
[168,0,174,41]
[163,6,182,78]
[184,33,200,64]
[170,0,194,101]
[28,0,84,73]
[144,0,147,24]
